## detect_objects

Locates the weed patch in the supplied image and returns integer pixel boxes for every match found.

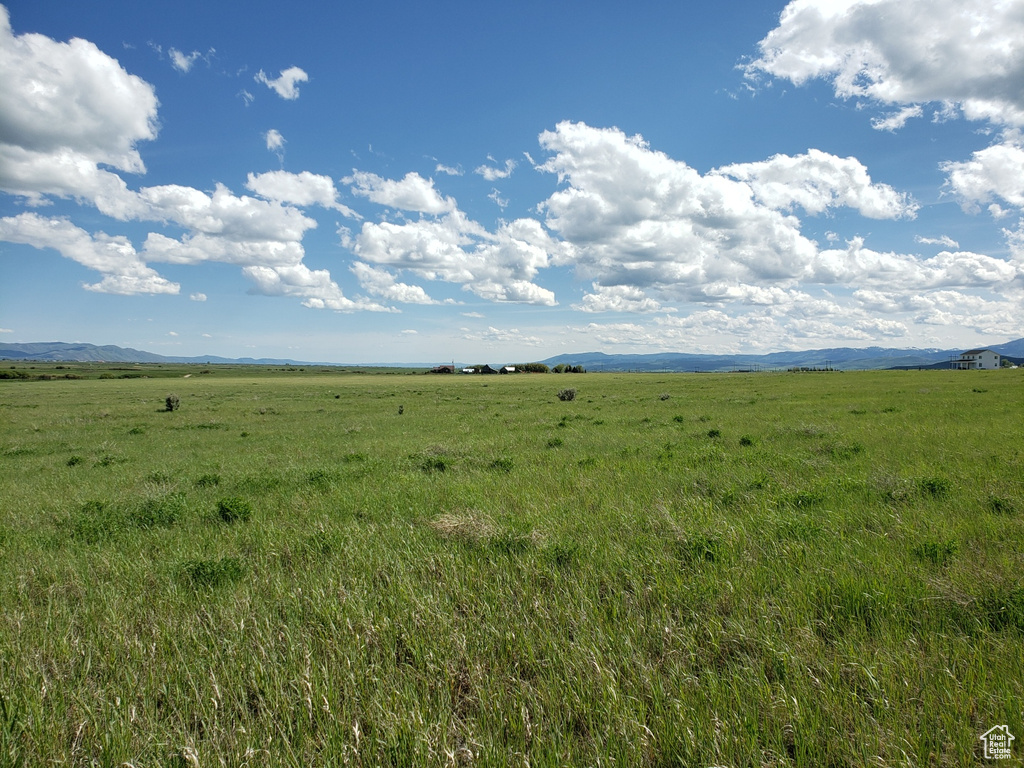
[131,493,185,529]
[912,539,958,566]
[195,473,220,488]
[179,557,245,589]
[216,496,253,523]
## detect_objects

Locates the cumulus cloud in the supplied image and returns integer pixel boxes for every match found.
[575,284,671,314]
[190,292,207,301]
[255,66,309,100]
[350,261,442,304]
[0,5,158,202]
[435,163,463,176]
[941,135,1024,213]
[536,121,819,301]
[246,170,359,217]
[715,148,918,219]
[344,171,456,214]
[745,0,1024,127]
[0,212,178,295]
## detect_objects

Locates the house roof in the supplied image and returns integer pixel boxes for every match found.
[962,348,996,355]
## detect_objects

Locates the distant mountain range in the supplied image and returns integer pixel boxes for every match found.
[1,339,1022,372]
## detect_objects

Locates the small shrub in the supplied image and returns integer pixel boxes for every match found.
[165,394,181,412]
[673,415,686,423]
[489,457,514,472]
[659,393,671,401]
[128,426,146,435]
[557,388,577,402]
[547,437,564,448]
[706,428,722,438]
[131,493,184,529]
[216,496,252,523]
[66,455,84,467]
[739,435,755,447]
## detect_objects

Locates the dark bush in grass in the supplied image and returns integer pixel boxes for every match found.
[68,500,122,544]
[216,496,252,523]
[165,394,180,412]
[557,388,577,402]
[918,475,951,497]
[195,473,220,488]
[674,532,723,564]
[912,539,958,566]
[546,437,564,448]
[739,435,755,446]
[66,455,84,467]
[706,428,721,438]
[307,468,338,487]
[489,457,514,472]
[130,493,185,529]
[420,456,448,473]
[179,557,244,589]
[989,495,1018,515]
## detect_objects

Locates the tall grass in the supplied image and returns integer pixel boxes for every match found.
[0,368,1021,765]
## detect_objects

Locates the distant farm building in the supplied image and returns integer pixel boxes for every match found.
[952,349,1001,370]
[429,365,455,374]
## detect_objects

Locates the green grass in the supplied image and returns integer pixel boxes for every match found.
[0,367,1022,766]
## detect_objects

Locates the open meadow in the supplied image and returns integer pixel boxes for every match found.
[0,365,1022,767]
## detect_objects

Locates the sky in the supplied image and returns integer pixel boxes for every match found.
[1,0,1023,364]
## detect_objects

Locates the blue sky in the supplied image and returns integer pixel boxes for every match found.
[1,0,1022,363]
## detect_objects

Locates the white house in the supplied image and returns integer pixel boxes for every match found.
[952,349,1001,370]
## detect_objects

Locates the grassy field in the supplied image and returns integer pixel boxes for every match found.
[0,366,1021,766]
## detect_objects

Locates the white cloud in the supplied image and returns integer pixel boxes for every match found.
[575,284,670,314]
[871,105,923,132]
[435,163,463,176]
[0,328,13,333]
[462,326,544,347]
[487,189,509,209]
[746,0,1024,127]
[254,66,308,100]
[915,235,959,249]
[350,261,442,304]
[941,134,1024,213]
[265,129,285,153]
[168,331,178,336]
[348,192,564,305]
[475,157,517,181]
[715,148,918,219]
[168,47,211,73]
[190,292,207,302]
[536,121,819,301]
[809,236,1019,289]
[0,5,158,203]
[246,170,359,217]
[0,213,178,295]
[242,263,392,313]
[344,171,456,214]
